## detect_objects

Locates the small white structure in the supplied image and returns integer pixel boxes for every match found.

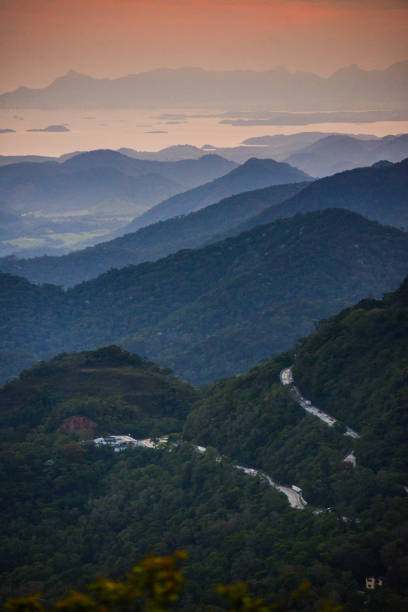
[280,367,294,385]
[93,435,169,452]
[93,435,142,452]
[345,427,360,439]
[365,577,383,590]
[235,465,258,476]
[291,485,302,493]
[343,451,357,468]
[193,445,207,454]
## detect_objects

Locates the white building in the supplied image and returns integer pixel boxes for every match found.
[93,435,142,451]
[93,435,169,452]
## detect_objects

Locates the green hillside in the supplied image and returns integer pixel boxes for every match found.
[0,345,197,443]
[293,278,408,473]
[184,279,408,492]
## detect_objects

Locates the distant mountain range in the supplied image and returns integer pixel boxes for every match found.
[0,154,57,167]
[285,133,408,176]
[2,132,407,178]
[0,150,236,214]
[0,62,407,110]
[1,208,407,385]
[119,133,341,163]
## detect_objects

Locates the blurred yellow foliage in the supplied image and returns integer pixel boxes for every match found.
[4,551,343,612]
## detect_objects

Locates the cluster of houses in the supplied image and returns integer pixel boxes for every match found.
[92,434,168,452]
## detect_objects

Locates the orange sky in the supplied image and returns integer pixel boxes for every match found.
[1,0,407,93]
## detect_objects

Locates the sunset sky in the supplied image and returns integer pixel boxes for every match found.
[1,0,407,94]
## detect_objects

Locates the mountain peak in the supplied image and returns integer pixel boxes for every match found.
[58,70,93,81]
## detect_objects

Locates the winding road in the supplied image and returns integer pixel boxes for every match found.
[280,367,360,439]
[196,448,307,510]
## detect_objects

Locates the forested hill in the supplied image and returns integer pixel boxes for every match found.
[1,208,407,385]
[0,345,197,444]
[0,181,307,287]
[232,157,408,235]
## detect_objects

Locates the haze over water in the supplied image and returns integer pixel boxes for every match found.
[1,108,408,157]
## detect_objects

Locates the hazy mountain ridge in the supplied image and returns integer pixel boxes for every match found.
[0,132,379,168]
[230,158,408,235]
[60,149,237,190]
[1,62,407,109]
[0,150,237,258]
[119,133,341,163]
[1,158,406,287]
[285,133,408,176]
[0,182,308,287]
[118,157,311,235]
[0,150,236,213]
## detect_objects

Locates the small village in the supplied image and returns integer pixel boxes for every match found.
[92,434,169,452]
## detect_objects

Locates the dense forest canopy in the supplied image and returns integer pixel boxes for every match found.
[1,279,407,610]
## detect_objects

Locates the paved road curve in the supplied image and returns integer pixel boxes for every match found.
[280,367,360,439]
[193,447,307,509]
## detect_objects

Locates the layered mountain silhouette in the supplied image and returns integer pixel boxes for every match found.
[2,132,405,173]
[0,182,307,286]
[61,150,237,190]
[0,62,407,110]
[119,133,341,163]
[2,158,406,286]
[1,208,407,385]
